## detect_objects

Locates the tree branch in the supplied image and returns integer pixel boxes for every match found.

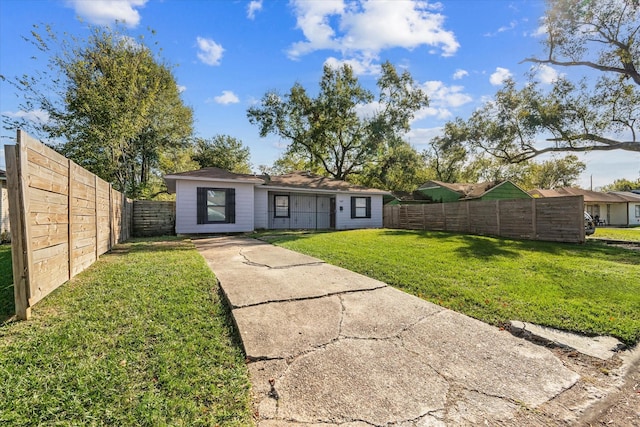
[521,57,640,86]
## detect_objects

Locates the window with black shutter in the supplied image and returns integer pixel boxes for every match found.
[197,188,236,224]
[350,196,371,219]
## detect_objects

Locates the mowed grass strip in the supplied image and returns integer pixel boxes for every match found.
[0,244,13,319]
[590,227,640,242]
[0,238,252,427]
[266,229,640,346]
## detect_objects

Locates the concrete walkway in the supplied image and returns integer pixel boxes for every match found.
[194,236,604,426]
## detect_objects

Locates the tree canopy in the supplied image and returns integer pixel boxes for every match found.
[247,61,429,182]
[192,135,252,174]
[442,0,639,164]
[3,24,193,198]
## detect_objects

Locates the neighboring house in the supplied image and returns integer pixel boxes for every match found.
[529,187,640,226]
[0,169,9,238]
[416,180,531,203]
[164,168,389,234]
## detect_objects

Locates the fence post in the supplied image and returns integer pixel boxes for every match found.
[68,160,75,279]
[495,200,501,237]
[6,136,31,319]
[531,198,537,239]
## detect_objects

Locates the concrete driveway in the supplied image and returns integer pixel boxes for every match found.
[193,236,625,426]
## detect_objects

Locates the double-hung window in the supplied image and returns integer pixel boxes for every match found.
[197,188,235,224]
[350,196,371,219]
[274,195,290,218]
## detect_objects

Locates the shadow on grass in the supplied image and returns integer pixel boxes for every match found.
[381,228,640,264]
[0,244,15,321]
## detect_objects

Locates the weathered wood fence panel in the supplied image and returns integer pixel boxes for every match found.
[132,200,175,237]
[383,196,584,244]
[6,130,132,319]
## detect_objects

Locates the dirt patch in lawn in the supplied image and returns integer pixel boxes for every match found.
[508,344,639,426]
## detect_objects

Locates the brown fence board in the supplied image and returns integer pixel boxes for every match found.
[6,130,132,319]
[384,196,584,244]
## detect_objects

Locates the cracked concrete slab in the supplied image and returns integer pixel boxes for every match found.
[340,286,443,339]
[194,237,386,308]
[509,320,624,360]
[401,310,580,408]
[234,296,342,360]
[193,236,597,426]
[275,338,449,425]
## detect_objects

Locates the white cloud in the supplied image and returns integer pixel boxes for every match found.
[177,85,187,93]
[452,69,468,80]
[484,20,517,37]
[422,81,472,108]
[247,0,263,19]
[3,109,50,124]
[530,23,547,38]
[534,64,562,84]
[212,90,240,105]
[406,126,444,145]
[324,56,381,75]
[287,0,459,64]
[489,67,512,85]
[196,37,224,66]
[66,0,147,27]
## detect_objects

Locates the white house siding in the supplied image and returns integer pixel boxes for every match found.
[254,187,268,229]
[335,193,383,230]
[1,183,8,235]
[586,203,628,226]
[628,203,640,226]
[174,179,254,234]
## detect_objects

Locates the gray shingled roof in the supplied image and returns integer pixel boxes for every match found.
[164,168,388,194]
[528,187,639,203]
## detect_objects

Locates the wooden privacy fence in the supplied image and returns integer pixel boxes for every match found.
[133,200,175,237]
[383,196,585,243]
[6,130,132,320]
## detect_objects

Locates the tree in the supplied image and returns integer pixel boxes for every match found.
[192,135,252,173]
[247,61,429,181]
[355,140,430,192]
[600,177,640,192]
[446,0,639,162]
[3,24,193,198]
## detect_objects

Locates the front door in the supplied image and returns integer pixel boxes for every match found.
[330,198,336,229]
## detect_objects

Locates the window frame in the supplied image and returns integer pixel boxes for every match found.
[197,187,236,224]
[350,196,371,219]
[274,194,290,218]
[635,205,640,218]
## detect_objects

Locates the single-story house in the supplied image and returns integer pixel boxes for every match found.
[416,180,531,203]
[164,168,389,234]
[0,169,9,238]
[529,187,640,226]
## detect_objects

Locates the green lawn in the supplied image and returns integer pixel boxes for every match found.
[590,227,640,242]
[263,229,640,346]
[0,238,252,426]
[0,244,13,320]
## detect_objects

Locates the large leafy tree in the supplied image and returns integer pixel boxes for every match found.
[192,135,252,174]
[447,0,639,163]
[247,61,429,181]
[3,24,193,198]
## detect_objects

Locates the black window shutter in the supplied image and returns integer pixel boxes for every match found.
[366,197,371,218]
[227,189,236,224]
[350,197,356,219]
[197,188,206,224]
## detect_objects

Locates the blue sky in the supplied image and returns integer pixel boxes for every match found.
[1,0,638,189]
